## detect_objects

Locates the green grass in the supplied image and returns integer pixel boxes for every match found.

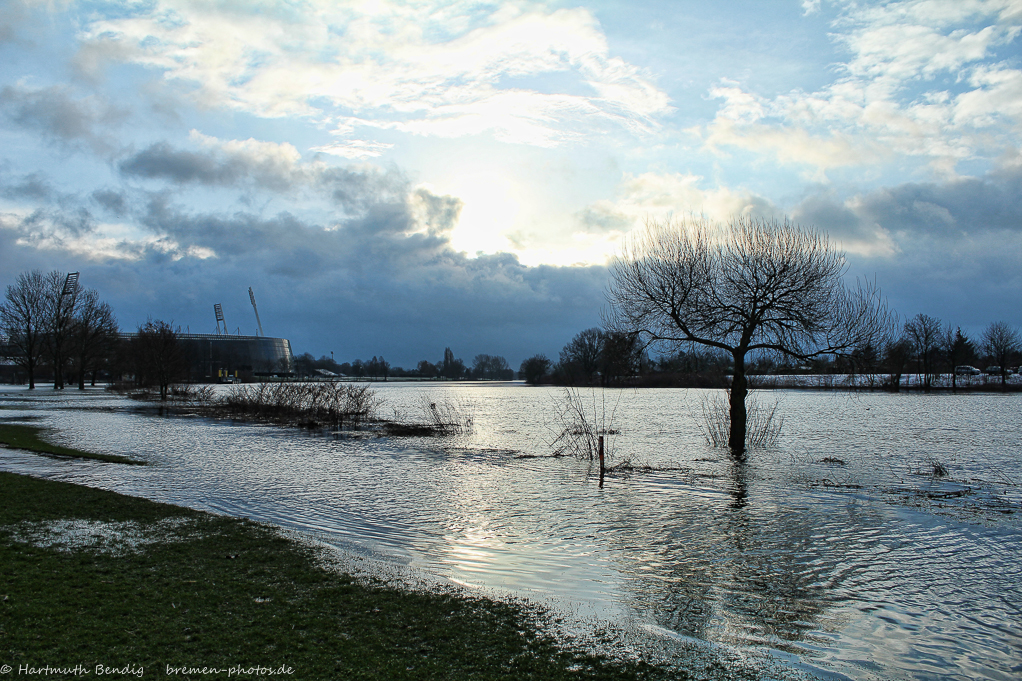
[0,472,676,680]
[0,424,143,465]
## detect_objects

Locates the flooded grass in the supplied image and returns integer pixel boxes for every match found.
[3,384,1021,680]
[124,383,479,439]
[0,472,677,680]
[0,423,143,465]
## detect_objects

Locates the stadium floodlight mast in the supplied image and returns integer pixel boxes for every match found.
[61,272,80,299]
[249,287,265,337]
[214,303,225,335]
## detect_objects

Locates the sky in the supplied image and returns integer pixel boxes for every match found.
[1,0,1020,368]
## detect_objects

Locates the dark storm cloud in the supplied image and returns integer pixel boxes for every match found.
[791,190,876,243]
[854,170,1022,237]
[795,164,1022,242]
[0,85,125,153]
[1,148,603,364]
[52,206,94,237]
[793,164,1022,331]
[119,140,414,216]
[119,142,245,186]
[139,198,335,262]
[19,127,563,356]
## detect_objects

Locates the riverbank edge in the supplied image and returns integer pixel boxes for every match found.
[0,471,677,680]
[0,423,145,465]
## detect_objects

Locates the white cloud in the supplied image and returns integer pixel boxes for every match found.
[76,1,671,148]
[311,139,394,159]
[0,206,214,262]
[696,0,1022,176]
[561,172,786,265]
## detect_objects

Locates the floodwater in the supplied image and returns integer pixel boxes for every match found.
[1,383,1020,680]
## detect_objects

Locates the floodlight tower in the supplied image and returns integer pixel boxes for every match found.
[61,272,80,298]
[214,303,225,335]
[248,287,265,337]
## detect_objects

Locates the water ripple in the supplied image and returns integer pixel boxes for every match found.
[1,385,1019,680]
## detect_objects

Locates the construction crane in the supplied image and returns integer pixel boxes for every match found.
[214,303,225,335]
[248,287,264,337]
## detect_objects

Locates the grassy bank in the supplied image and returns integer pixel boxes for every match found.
[0,472,673,680]
[0,424,143,465]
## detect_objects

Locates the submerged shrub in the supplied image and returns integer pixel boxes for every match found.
[416,393,473,435]
[700,390,783,449]
[215,382,380,429]
[550,387,621,462]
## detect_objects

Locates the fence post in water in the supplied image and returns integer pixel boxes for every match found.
[598,435,605,485]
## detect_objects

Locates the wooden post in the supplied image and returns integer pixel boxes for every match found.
[598,434,605,486]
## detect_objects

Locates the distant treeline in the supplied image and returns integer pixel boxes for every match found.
[4,267,1019,393]
[519,314,1021,391]
[293,347,515,381]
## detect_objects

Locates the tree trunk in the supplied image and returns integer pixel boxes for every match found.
[53,355,64,389]
[728,352,748,456]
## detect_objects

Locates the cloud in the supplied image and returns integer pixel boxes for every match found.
[576,171,782,236]
[790,190,899,257]
[790,158,1022,326]
[0,85,125,154]
[75,1,671,148]
[311,140,395,160]
[0,171,52,200]
[0,149,604,363]
[0,0,30,45]
[695,0,1022,176]
[119,131,304,190]
[91,188,127,216]
[569,161,1022,330]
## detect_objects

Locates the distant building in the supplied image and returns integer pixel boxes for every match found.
[175,333,295,381]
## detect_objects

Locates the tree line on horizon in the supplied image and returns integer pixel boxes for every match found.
[4,266,1019,395]
[292,347,515,381]
[515,312,1020,391]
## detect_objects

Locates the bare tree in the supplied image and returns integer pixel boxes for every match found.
[519,354,551,385]
[438,347,465,380]
[982,321,1020,389]
[417,359,437,379]
[1,270,48,388]
[41,271,82,389]
[70,288,119,389]
[882,336,913,392]
[597,330,641,385]
[132,318,185,400]
[471,354,512,380]
[942,325,975,392]
[558,328,604,384]
[608,216,889,454]
[904,313,942,391]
